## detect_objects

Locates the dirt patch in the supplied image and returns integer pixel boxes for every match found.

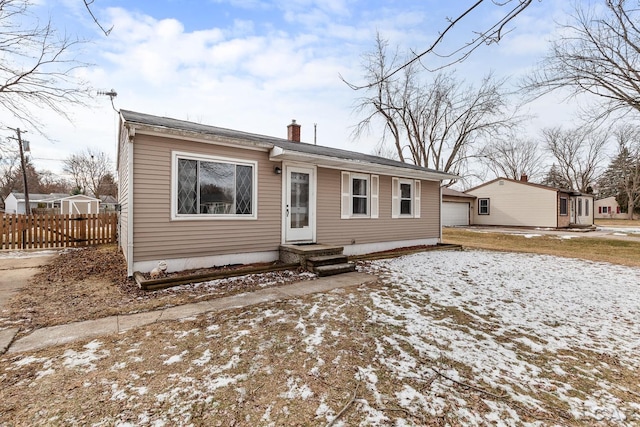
[0,245,316,335]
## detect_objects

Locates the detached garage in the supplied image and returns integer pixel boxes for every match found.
[442,187,475,227]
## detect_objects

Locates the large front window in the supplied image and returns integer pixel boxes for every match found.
[175,153,255,218]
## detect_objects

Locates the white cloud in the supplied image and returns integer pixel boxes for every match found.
[10,0,595,181]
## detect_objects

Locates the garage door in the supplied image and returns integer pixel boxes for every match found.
[442,202,469,226]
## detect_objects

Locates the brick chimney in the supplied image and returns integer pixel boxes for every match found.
[287,119,301,142]
[520,174,528,182]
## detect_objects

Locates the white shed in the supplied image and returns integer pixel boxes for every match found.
[60,194,101,214]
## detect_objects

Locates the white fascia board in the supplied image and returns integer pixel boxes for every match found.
[129,124,273,152]
[269,147,457,181]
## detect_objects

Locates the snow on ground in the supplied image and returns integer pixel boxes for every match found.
[597,226,640,235]
[365,250,640,424]
[0,249,62,259]
[3,250,640,425]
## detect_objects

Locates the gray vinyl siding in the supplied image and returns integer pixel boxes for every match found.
[316,167,441,246]
[131,134,282,262]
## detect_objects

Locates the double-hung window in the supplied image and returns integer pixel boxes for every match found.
[478,198,490,215]
[173,152,256,219]
[391,178,421,218]
[341,172,378,218]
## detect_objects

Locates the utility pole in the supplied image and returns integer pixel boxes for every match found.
[9,127,30,214]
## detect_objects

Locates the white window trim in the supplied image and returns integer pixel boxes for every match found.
[341,171,378,219]
[478,198,490,215]
[171,150,258,221]
[392,177,421,219]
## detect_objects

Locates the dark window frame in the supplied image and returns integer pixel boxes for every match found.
[478,198,490,215]
[560,197,568,216]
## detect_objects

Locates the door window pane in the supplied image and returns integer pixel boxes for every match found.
[290,172,309,228]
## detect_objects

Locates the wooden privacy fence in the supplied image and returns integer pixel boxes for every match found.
[1,213,118,250]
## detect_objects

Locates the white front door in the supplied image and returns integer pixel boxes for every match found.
[284,165,315,243]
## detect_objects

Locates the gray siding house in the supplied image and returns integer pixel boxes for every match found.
[117,110,456,275]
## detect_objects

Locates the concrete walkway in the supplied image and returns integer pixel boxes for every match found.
[0,252,56,354]
[3,271,374,355]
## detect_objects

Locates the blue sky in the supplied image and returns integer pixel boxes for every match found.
[8,0,576,184]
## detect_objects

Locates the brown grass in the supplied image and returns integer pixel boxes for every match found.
[442,228,640,267]
[1,234,639,425]
[1,245,315,335]
[594,218,640,227]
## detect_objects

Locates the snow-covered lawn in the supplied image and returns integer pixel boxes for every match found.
[1,249,639,426]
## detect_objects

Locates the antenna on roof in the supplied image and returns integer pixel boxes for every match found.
[97,89,118,112]
[314,123,317,145]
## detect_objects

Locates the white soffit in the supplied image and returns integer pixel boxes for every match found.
[269,146,456,181]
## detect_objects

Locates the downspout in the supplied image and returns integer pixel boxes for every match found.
[439,183,443,242]
[556,192,559,229]
[126,127,135,276]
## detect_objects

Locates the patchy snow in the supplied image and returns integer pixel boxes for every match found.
[597,226,640,234]
[3,249,640,425]
[0,249,61,259]
[62,340,109,372]
[365,250,640,424]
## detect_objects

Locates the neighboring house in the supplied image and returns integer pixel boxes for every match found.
[466,177,594,228]
[100,195,119,212]
[117,110,456,276]
[594,196,628,219]
[4,192,68,214]
[441,187,476,226]
[4,192,102,214]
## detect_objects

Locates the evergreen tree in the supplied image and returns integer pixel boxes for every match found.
[541,163,571,189]
[597,127,640,218]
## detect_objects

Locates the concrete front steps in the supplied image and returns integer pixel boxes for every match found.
[306,254,356,277]
[279,244,356,276]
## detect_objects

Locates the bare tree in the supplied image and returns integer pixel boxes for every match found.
[63,149,112,198]
[345,1,537,89]
[542,126,608,192]
[0,0,90,131]
[480,134,546,181]
[351,35,516,183]
[0,148,20,197]
[524,0,640,120]
[83,0,113,36]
